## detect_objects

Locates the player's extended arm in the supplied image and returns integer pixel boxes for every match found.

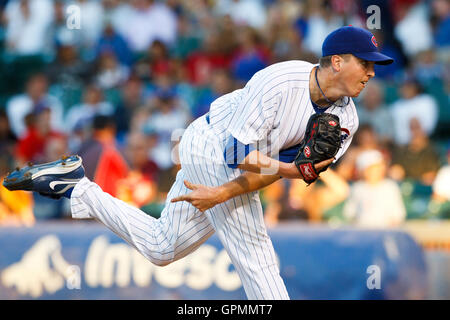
[170,170,281,212]
[170,149,333,212]
[238,149,334,179]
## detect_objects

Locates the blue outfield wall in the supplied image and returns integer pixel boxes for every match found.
[0,221,427,300]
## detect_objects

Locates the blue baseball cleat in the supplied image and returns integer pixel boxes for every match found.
[2,155,85,199]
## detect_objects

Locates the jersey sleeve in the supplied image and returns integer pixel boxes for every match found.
[223,136,256,169]
[226,74,279,145]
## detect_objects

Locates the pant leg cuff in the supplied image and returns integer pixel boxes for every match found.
[70,177,95,219]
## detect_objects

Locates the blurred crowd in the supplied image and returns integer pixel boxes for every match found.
[0,0,448,228]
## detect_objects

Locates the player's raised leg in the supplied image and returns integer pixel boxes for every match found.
[70,168,215,266]
[3,155,215,266]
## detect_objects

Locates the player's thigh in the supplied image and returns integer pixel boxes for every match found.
[159,168,214,248]
[208,192,272,250]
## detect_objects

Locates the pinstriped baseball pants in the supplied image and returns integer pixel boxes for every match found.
[71,115,290,300]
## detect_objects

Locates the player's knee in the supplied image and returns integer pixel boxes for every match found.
[151,258,173,267]
[144,251,175,267]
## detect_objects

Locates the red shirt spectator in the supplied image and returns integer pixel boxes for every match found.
[16,108,65,163]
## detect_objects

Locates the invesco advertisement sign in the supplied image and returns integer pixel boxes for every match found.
[0,224,246,299]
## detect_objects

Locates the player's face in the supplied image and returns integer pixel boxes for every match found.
[340,55,375,97]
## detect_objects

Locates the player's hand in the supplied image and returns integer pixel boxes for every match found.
[283,157,335,179]
[315,157,335,172]
[171,180,225,212]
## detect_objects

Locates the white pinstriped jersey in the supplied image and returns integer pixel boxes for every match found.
[208,60,359,162]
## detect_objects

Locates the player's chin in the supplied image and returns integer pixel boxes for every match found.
[350,86,364,97]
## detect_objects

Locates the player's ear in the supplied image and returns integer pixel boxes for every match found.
[331,55,342,72]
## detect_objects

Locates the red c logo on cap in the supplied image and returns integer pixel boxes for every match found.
[371,35,378,47]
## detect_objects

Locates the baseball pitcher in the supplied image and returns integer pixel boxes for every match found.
[4,26,393,300]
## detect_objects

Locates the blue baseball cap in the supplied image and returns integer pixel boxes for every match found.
[322,26,394,65]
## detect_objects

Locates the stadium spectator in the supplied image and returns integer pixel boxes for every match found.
[213,0,267,29]
[431,0,450,51]
[94,50,129,90]
[394,1,434,57]
[95,22,133,67]
[262,179,309,227]
[389,118,441,185]
[171,14,202,60]
[194,68,234,118]
[133,39,172,80]
[356,80,395,147]
[101,0,134,41]
[77,115,129,197]
[390,77,438,145]
[46,43,93,95]
[144,88,189,171]
[266,20,317,64]
[231,26,270,84]
[16,105,65,163]
[116,131,159,209]
[185,30,233,86]
[65,84,114,135]
[124,131,159,183]
[73,0,105,60]
[413,49,445,85]
[336,124,387,182]
[6,73,64,138]
[266,0,303,27]
[264,167,350,226]
[149,40,172,77]
[302,0,347,57]
[4,0,54,56]
[119,0,177,53]
[113,75,146,141]
[343,150,406,228]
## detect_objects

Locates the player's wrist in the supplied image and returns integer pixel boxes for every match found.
[215,185,232,203]
[278,162,300,179]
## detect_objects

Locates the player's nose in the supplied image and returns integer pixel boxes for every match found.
[367,64,375,78]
